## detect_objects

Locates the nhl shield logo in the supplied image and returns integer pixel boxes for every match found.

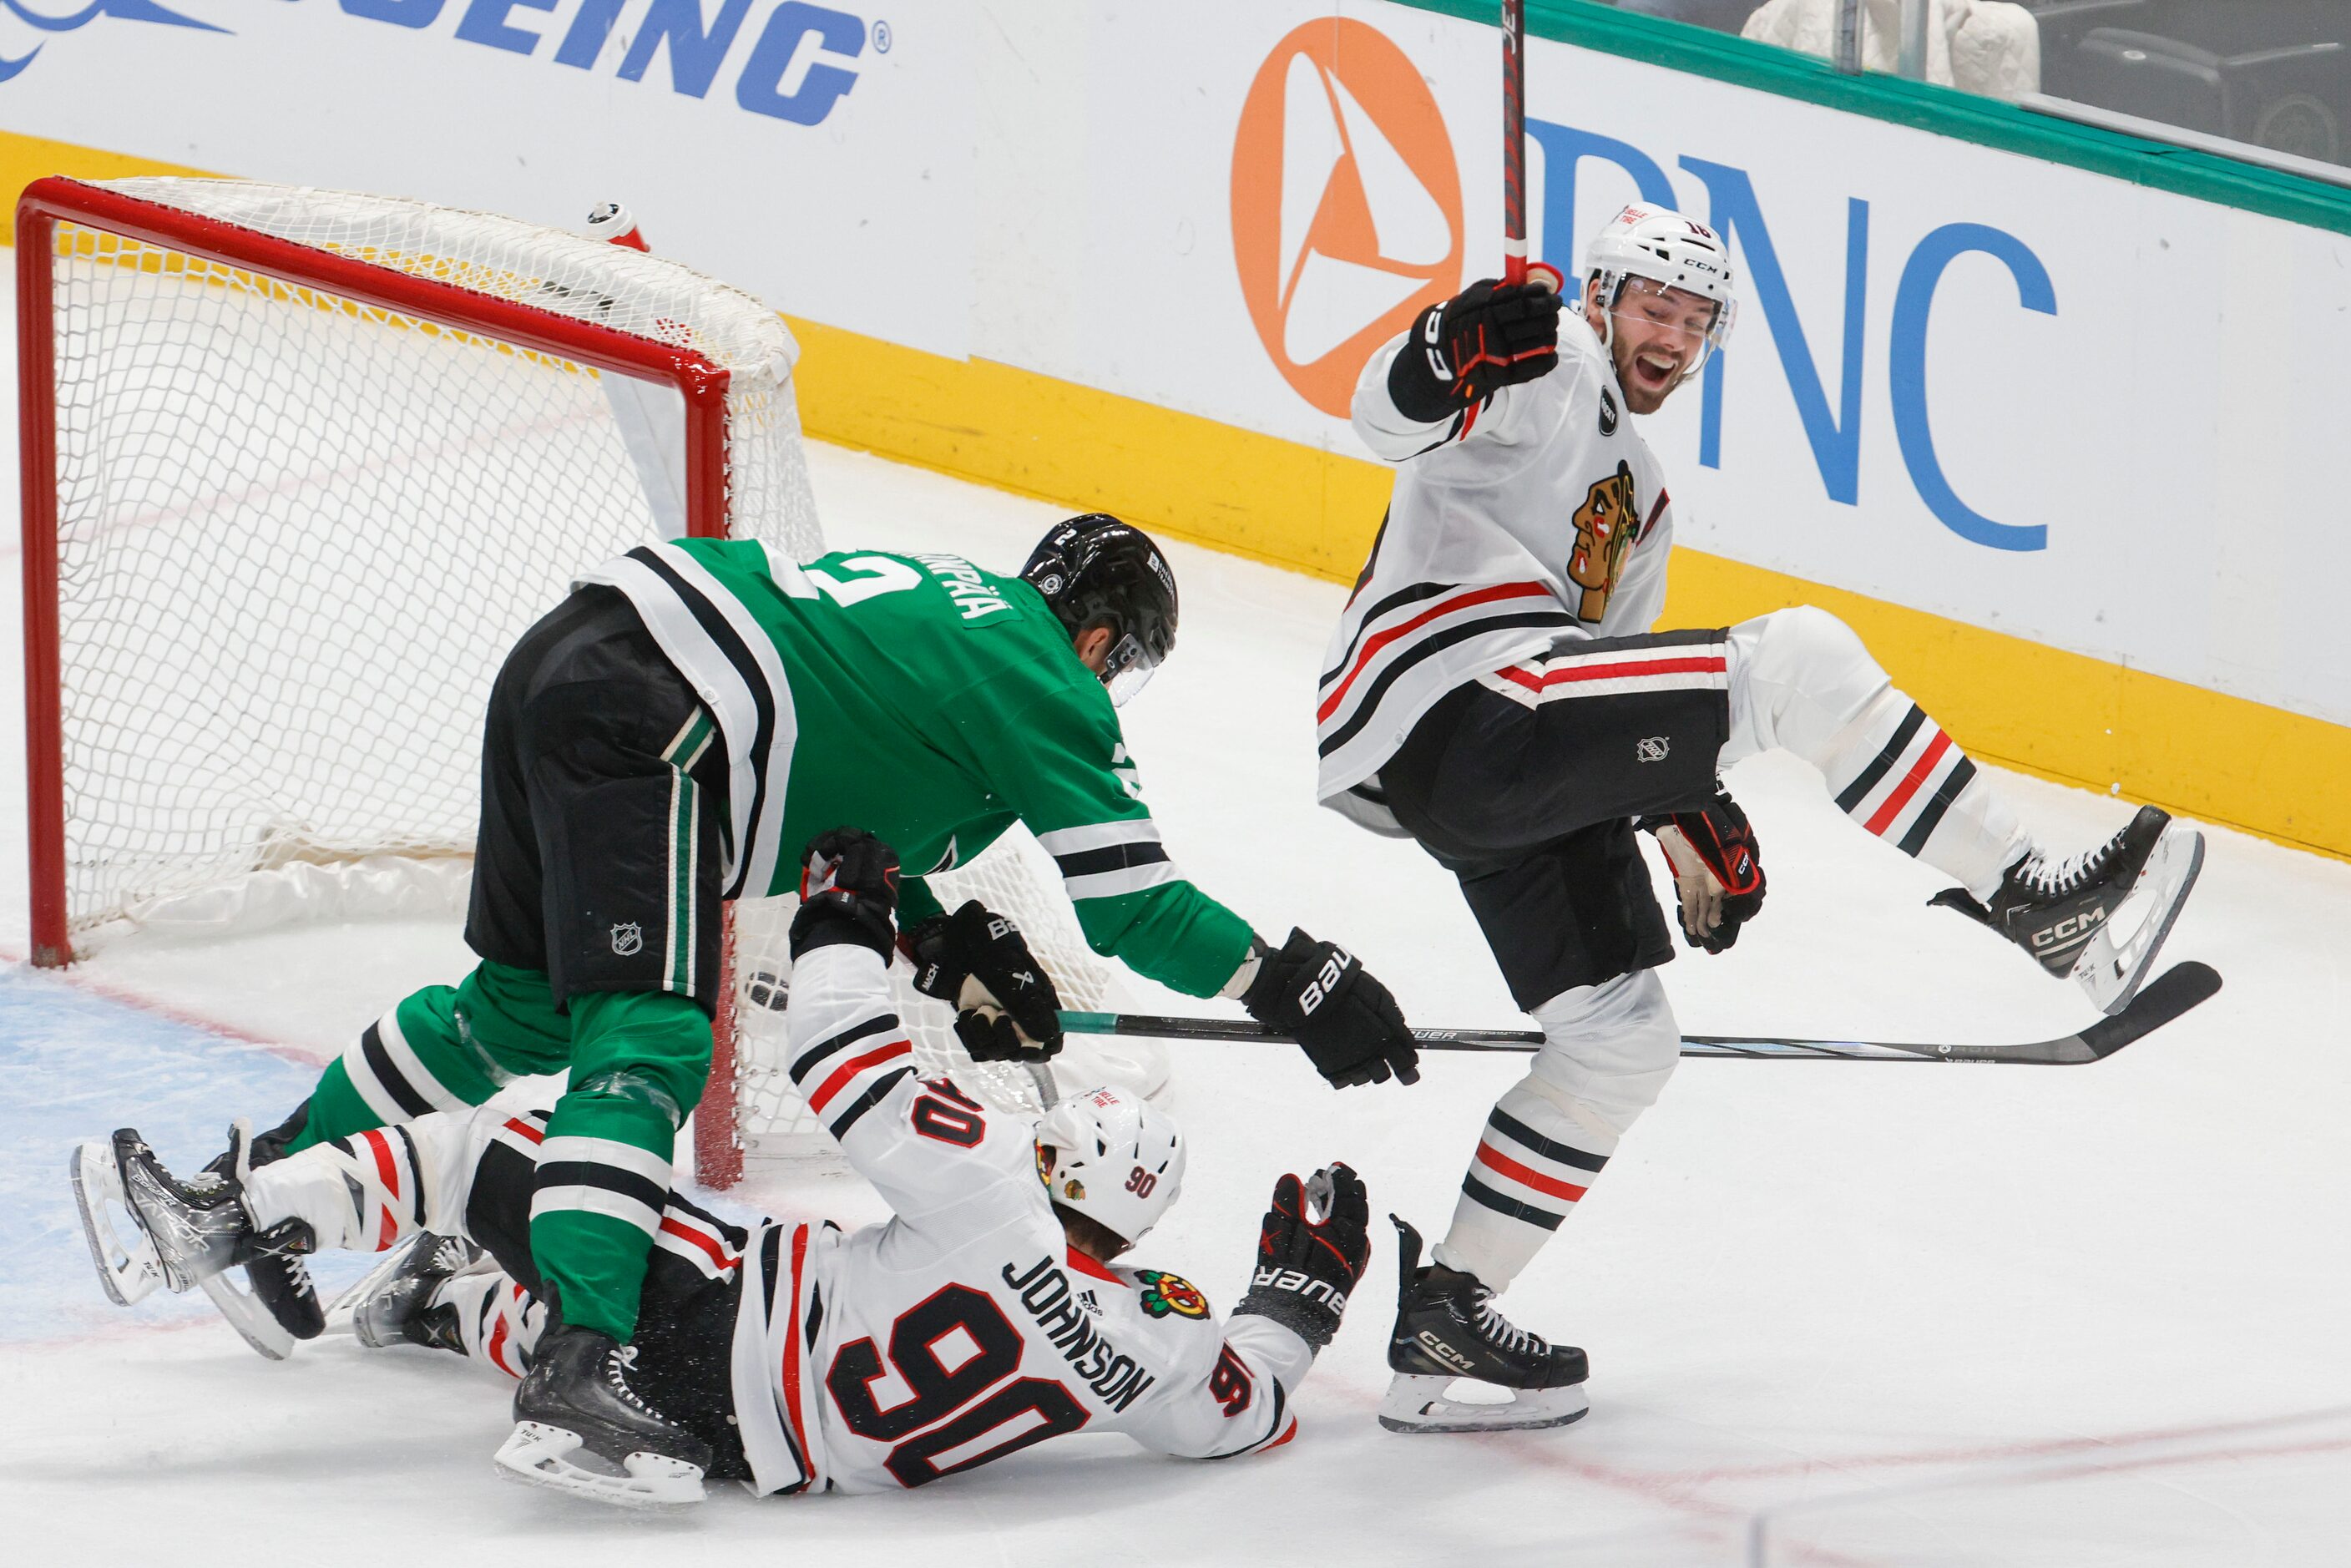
[1636,736,1671,763]
[609,922,644,957]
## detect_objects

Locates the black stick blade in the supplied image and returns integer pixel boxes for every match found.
[2077,960,2222,1060]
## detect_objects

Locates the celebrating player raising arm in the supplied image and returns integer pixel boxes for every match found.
[78,513,1415,1466]
[1323,205,2203,1433]
[84,831,1375,1505]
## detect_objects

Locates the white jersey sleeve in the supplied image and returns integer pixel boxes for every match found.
[1110,1308,1312,1460]
[781,942,1029,1234]
[1351,330,1594,464]
[1318,311,1679,806]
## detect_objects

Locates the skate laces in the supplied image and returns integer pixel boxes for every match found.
[1470,1286,1545,1358]
[2015,831,2122,900]
[606,1343,655,1414]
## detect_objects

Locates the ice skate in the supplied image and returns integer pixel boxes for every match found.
[71,1136,164,1307]
[494,1325,709,1507]
[201,1106,326,1344]
[108,1125,318,1361]
[1936,804,2204,1014]
[338,1231,483,1353]
[1378,1217,1589,1434]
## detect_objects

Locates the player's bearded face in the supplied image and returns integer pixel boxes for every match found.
[1595,278,1717,415]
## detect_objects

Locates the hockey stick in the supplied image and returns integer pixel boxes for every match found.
[1059,961,2220,1067]
[1502,0,1529,286]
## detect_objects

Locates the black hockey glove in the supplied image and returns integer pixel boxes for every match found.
[1639,784,1765,954]
[1387,271,1565,423]
[1235,1163,1371,1350]
[902,900,1064,1061]
[789,828,901,960]
[1241,929,1419,1089]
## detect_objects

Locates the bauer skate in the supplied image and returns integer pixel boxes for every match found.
[99,1125,319,1361]
[1934,804,2204,1015]
[335,1231,484,1353]
[202,1105,325,1345]
[1378,1217,1589,1435]
[495,1325,710,1508]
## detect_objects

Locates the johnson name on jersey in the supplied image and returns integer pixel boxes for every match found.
[1317,310,1677,816]
[732,943,1312,1494]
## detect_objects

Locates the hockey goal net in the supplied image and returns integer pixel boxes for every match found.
[18,176,1145,1187]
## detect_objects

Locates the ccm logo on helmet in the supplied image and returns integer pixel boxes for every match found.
[1298,948,1352,1014]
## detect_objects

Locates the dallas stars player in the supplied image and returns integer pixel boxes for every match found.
[83,829,1375,1506]
[84,514,1417,1474]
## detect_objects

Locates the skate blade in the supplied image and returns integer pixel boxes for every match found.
[327,1232,428,1345]
[198,1267,296,1361]
[70,1141,162,1306]
[1376,1373,1590,1434]
[493,1421,705,1509]
[2072,825,2205,1016]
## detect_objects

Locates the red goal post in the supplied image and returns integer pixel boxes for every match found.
[15,175,1148,1191]
[17,176,747,967]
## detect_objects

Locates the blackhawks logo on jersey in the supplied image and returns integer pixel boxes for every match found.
[1566,460,1641,622]
[1134,1269,1210,1320]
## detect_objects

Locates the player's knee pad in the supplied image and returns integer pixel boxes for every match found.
[1524,968,1681,1136]
[1722,605,1903,772]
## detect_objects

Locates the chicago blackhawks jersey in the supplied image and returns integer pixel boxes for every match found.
[727,943,1312,1494]
[577,540,1251,998]
[1317,310,1676,820]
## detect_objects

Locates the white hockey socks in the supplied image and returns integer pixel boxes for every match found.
[244,1126,431,1254]
[1433,971,1678,1292]
[1724,608,2029,901]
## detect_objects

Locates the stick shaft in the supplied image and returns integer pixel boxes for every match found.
[1057,963,2219,1069]
[1502,0,1528,284]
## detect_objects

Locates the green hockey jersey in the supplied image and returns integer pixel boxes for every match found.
[576,539,1253,999]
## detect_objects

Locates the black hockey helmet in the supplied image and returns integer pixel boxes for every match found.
[1020,514,1178,706]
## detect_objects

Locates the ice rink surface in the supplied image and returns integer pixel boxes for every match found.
[5,362,2350,1562]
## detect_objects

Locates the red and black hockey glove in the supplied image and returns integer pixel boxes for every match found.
[1387,270,1566,422]
[1235,1163,1371,1349]
[1241,929,1420,1089]
[902,900,1064,1061]
[789,827,900,960]
[1640,784,1765,954]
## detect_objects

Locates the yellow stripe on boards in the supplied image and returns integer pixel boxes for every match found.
[783,314,2351,862]
[5,127,2342,859]
[0,130,215,239]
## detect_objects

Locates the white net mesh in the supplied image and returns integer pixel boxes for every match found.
[37,178,1153,1175]
[47,177,818,933]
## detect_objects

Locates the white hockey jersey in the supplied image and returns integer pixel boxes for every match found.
[1317,311,1677,824]
[729,943,1312,1495]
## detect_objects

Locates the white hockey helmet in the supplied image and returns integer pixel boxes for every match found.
[1034,1085,1186,1249]
[1583,203,1738,379]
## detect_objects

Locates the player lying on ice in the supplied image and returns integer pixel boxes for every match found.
[84,829,1374,1506]
[1322,205,2206,1434]
[74,513,1418,1456]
